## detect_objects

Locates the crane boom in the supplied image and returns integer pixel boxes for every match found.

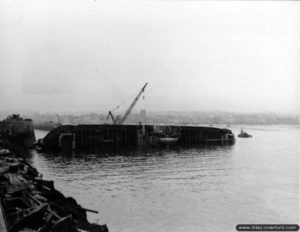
[118,82,148,125]
[104,111,117,124]
[108,111,117,124]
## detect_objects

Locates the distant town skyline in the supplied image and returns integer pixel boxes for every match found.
[17,110,300,126]
[1,109,299,125]
[1,1,299,115]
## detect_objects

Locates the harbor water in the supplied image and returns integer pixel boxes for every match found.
[29,125,299,232]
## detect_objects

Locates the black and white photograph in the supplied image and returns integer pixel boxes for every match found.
[0,1,299,232]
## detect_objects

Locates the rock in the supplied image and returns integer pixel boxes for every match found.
[0,146,109,232]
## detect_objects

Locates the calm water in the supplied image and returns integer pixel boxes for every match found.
[30,125,299,232]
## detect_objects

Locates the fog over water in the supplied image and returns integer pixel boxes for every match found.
[0,1,299,115]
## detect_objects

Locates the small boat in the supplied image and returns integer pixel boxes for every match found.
[238,129,252,138]
[149,131,180,147]
[158,136,179,145]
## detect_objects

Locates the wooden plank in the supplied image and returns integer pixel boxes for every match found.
[0,200,8,232]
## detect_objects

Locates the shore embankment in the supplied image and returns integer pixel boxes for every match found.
[0,145,108,232]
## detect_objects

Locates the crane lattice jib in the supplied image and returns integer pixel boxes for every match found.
[118,82,148,125]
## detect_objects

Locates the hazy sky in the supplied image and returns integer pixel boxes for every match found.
[0,1,299,115]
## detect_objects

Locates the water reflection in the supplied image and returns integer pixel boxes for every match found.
[27,145,234,181]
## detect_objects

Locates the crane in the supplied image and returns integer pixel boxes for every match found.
[104,82,148,125]
[107,111,117,124]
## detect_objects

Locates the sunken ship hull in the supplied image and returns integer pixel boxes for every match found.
[40,124,235,152]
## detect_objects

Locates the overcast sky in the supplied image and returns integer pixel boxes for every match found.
[0,1,299,115]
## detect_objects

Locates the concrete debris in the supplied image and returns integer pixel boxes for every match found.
[0,147,108,232]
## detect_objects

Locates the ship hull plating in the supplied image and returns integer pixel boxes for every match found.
[41,124,235,152]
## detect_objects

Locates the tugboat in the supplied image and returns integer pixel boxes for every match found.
[238,129,252,138]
